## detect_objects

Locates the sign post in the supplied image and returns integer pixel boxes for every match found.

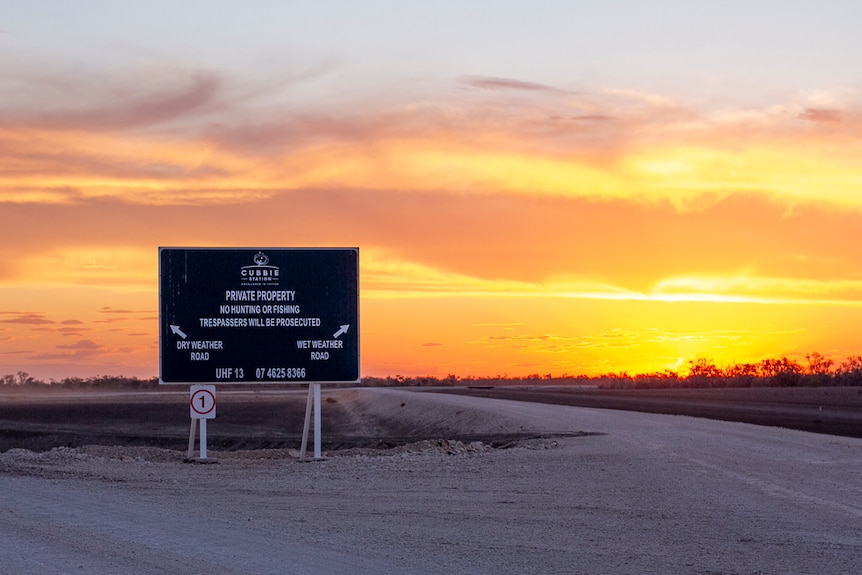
[298,382,323,460]
[159,248,360,461]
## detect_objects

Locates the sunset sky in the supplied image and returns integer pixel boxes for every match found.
[2,1,862,381]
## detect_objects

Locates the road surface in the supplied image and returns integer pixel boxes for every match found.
[1,388,860,574]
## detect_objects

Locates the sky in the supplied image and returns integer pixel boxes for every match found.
[2,1,862,381]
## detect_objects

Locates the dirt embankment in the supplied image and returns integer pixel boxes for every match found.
[0,387,585,454]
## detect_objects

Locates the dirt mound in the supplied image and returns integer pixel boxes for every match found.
[0,388,583,454]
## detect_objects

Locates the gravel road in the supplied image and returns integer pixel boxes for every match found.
[2,388,860,574]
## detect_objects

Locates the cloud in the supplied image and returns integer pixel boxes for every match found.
[59,330,87,337]
[0,242,155,287]
[651,275,862,303]
[550,114,615,122]
[0,312,54,325]
[29,339,106,361]
[4,65,862,213]
[489,334,552,341]
[459,75,565,94]
[797,108,841,123]
[56,339,102,350]
[573,331,641,350]
[100,307,151,314]
[0,71,222,132]
[0,349,31,356]
[2,184,861,303]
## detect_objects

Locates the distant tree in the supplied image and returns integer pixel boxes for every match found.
[805,352,834,375]
[61,376,86,389]
[15,371,35,386]
[837,356,862,385]
[0,371,44,388]
[759,357,803,386]
[635,370,679,380]
[838,355,862,374]
[687,357,723,379]
[725,362,760,378]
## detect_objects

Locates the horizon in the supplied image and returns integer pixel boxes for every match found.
[2,348,858,385]
[2,2,862,381]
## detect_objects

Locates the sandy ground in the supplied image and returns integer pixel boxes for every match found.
[1,387,861,574]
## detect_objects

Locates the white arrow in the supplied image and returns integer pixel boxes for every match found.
[170,325,188,339]
[333,324,350,338]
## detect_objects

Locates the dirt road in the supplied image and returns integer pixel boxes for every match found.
[2,388,861,574]
[438,384,862,438]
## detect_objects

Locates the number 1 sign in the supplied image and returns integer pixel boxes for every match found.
[190,385,216,419]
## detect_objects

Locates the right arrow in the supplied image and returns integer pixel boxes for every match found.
[333,324,350,338]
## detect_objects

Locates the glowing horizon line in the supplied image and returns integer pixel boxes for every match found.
[362,287,862,306]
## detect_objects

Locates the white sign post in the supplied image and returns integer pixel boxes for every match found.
[299,383,323,460]
[188,385,216,462]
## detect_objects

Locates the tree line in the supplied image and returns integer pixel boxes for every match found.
[0,372,159,390]
[3,352,862,390]
[588,352,862,389]
[358,352,862,389]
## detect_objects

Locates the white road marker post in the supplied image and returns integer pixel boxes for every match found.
[188,385,217,463]
[200,418,208,459]
[187,418,197,460]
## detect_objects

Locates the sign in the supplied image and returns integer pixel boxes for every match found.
[159,248,359,384]
[190,385,216,419]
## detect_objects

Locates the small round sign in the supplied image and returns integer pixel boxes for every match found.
[190,385,216,419]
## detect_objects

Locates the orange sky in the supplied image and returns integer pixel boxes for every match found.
[2,5,862,380]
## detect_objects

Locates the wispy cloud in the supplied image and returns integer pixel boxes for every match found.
[0,312,54,325]
[56,339,102,351]
[797,108,842,123]
[0,349,31,356]
[100,307,152,314]
[28,338,106,362]
[2,71,222,132]
[652,275,862,303]
[459,75,566,94]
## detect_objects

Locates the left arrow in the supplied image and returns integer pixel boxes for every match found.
[170,325,188,339]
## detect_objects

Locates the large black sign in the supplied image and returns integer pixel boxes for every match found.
[159,248,359,384]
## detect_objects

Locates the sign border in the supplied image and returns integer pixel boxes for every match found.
[159,247,360,385]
